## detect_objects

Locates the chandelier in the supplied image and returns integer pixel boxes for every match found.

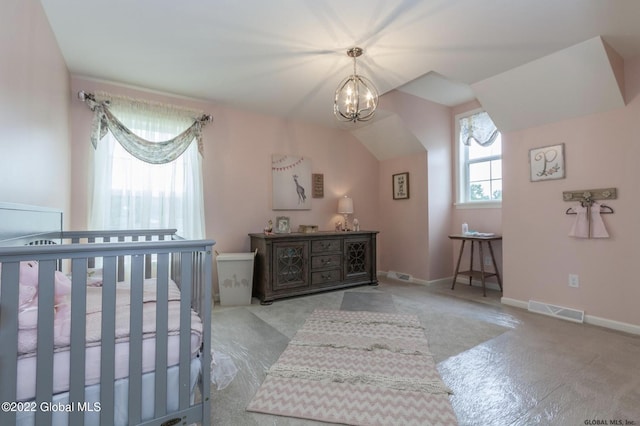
[334,47,379,123]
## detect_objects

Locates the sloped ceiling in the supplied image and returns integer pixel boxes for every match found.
[364,37,626,158]
[350,113,425,161]
[397,72,476,108]
[472,37,625,133]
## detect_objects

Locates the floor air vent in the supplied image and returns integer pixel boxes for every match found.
[386,271,412,281]
[528,300,584,323]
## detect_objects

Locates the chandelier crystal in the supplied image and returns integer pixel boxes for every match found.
[334,47,379,123]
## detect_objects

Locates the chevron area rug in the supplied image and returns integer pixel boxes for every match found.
[247,309,458,425]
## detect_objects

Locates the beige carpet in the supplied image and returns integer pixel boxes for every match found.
[247,309,458,425]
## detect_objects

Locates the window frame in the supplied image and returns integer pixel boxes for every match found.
[454,108,502,209]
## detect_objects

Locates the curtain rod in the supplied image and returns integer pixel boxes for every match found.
[77,90,213,123]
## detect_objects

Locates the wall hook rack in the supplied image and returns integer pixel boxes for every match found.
[563,187,616,239]
[562,187,617,206]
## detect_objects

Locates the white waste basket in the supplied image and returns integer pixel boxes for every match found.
[216,251,256,306]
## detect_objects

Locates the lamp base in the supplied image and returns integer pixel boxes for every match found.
[342,214,350,231]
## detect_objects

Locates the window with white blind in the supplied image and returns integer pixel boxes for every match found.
[455,109,502,206]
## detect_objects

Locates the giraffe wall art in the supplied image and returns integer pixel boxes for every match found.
[272,154,312,210]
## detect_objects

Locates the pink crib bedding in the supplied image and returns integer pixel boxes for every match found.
[17,277,201,356]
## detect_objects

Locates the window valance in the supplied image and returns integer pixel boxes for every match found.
[80,91,212,164]
[460,111,499,147]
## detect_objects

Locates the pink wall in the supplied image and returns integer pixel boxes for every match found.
[378,153,428,279]
[69,78,380,295]
[379,91,453,281]
[502,56,640,328]
[0,0,71,218]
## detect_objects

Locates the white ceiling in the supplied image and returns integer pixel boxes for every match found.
[473,36,626,132]
[40,0,640,133]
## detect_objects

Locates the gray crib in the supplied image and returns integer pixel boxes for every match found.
[0,203,214,425]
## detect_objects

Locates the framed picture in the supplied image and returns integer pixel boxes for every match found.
[312,173,324,198]
[529,143,565,182]
[272,154,312,210]
[274,216,291,233]
[392,172,410,200]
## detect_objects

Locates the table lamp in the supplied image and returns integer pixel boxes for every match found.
[338,196,354,231]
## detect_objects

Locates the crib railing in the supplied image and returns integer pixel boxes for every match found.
[0,231,214,426]
[62,229,178,281]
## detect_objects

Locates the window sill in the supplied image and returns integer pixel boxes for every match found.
[454,201,502,210]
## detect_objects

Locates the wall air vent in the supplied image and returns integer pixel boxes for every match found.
[528,300,584,323]
[386,271,412,281]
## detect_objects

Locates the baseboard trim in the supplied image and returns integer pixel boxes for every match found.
[380,272,500,291]
[425,277,449,287]
[378,270,430,285]
[500,297,528,309]
[584,315,640,336]
[501,297,640,335]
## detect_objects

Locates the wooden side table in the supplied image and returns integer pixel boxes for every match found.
[449,234,503,297]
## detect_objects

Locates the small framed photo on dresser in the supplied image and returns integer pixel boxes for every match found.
[275,216,291,233]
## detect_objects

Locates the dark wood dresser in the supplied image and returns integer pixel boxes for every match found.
[249,231,378,304]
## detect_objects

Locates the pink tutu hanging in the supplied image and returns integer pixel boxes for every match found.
[568,202,609,238]
[590,202,609,238]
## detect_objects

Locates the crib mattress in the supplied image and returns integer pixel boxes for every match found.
[16,358,201,426]
[16,331,201,401]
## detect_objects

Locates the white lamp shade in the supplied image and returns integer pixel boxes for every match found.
[338,196,354,214]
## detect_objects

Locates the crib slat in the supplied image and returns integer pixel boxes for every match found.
[154,253,170,417]
[117,236,125,282]
[99,256,117,426]
[68,259,88,426]
[34,260,56,426]
[145,234,153,278]
[128,254,144,424]
[0,262,19,426]
[178,252,193,409]
[87,237,95,268]
[199,249,213,426]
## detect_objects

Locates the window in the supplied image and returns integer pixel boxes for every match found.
[90,101,205,239]
[104,136,201,234]
[455,110,502,205]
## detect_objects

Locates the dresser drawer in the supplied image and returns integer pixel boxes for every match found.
[311,254,342,270]
[311,269,341,286]
[311,239,341,253]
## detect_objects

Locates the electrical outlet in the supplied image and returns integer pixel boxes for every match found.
[484,255,492,267]
[568,274,579,288]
